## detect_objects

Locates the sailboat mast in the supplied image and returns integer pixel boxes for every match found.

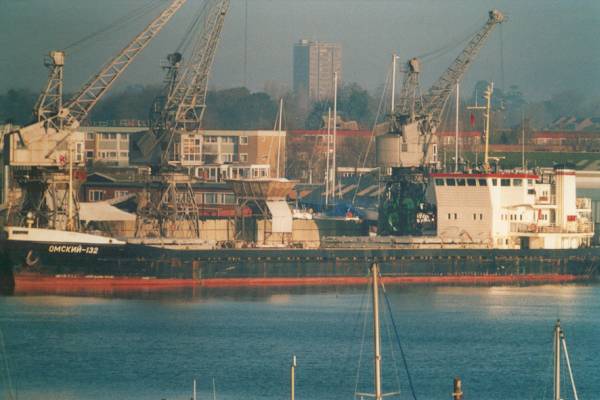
[325,107,331,207]
[371,263,382,400]
[454,82,460,172]
[276,98,283,178]
[290,354,297,400]
[391,54,398,114]
[521,111,525,172]
[67,143,74,231]
[553,320,561,400]
[332,71,338,201]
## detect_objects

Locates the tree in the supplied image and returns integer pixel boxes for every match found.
[0,89,38,125]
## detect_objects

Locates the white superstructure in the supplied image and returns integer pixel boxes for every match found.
[432,168,593,249]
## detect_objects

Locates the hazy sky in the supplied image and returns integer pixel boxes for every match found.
[1,0,599,101]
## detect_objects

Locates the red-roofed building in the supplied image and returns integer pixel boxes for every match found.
[436,131,482,147]
[532,131,600,149]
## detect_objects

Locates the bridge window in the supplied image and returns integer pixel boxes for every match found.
[467,179,476,186]
[501,179,510,186]
[435,179,444,186]
[492,179,498,186]
[447,178,456,186]
[513,179,523,186]
[478,179,487,186]
[457,179,466,186]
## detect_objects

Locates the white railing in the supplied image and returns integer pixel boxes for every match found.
[576,197,592,210]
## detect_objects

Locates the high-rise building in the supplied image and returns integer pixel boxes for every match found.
[293,39,342,102]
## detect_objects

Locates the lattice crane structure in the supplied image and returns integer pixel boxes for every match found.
[376,10,504,236]
[4,0,186,229]
[135,0,230,239]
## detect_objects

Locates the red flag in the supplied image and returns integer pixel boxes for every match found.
[470,112,476,127]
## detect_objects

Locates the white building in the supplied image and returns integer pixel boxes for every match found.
[432,168,593,249]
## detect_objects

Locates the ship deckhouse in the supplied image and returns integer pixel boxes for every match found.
[432,168,593,249]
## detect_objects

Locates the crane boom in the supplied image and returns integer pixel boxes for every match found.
[422,9,504,127]
[62,0,187,127]
[166,0,229,131]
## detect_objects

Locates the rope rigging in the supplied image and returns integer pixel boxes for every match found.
[380,279,419,400]
[62,0,165,53]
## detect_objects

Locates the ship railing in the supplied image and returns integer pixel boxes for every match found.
[577,222,594,233]
[576,197,592,210]
[535,195,555,205]
[510,223,563,234]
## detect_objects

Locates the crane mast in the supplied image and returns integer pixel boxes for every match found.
[135,0,229,239]
[376,9,505,237]
[167,0,229,131]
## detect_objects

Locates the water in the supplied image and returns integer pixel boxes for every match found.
[1,284,599,400]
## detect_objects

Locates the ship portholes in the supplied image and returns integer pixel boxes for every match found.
[24,250,40,267]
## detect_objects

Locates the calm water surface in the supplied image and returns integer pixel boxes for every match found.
[1,284,599,400]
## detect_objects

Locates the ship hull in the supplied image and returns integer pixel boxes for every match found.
[2,238,599,290]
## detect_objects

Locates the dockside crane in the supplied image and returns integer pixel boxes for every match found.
[4,0,187,230]
[134,0,230,238]
[140,0,230,169]
[376,9,504,236]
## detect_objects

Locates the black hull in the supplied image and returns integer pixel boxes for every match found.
[2,239,600,285]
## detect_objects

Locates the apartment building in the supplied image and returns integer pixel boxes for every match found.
[293,39,342,101]
[82,125,147,166]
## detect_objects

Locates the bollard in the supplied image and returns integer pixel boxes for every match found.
[453,377,463,400]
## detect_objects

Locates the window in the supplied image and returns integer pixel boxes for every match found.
[501,179,510,186]
[108,151,117,158]
[222,153,234,163]
[492,179,498,186]
[473,213,477,220]
[446,178,456,186]
[102,133,117,140]
[527,179,533,185]
[467,179,476,186]
[457,179,466,186]
[86,132,95,140]
[182,137,202,162]
[454,213,458,219]
[478,179,487,186]
[222,136,236,143]
[115,190,129,198]
[239,153,248,162]
[448,213,451,220]
[240,136,248,145]
[222,194,235,204]
[528,189,535,195]
[513,179,522,187]
[401,143,408,152]
[89,190,104,201]
[86,151,94,159]
[435,178,444,186]
[205,136,218,143]
[204,193,217,204]
[480,213,483,220]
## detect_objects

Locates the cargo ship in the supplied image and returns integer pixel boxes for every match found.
[1,165,598,292]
